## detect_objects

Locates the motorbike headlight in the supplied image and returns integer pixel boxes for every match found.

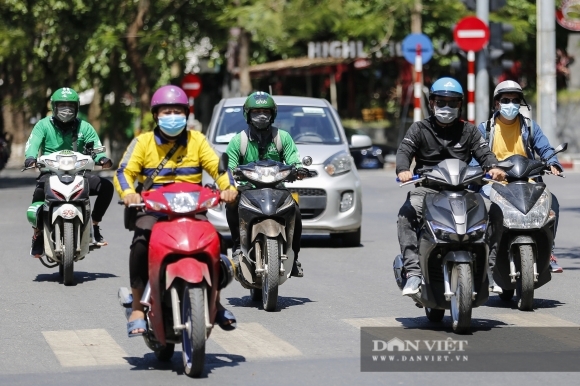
[44,159,58,168]
[242,166,291,183]
[199,196,219,210]
[493,191,550,229]
[466,220,487,240]
[324,151,352,176]
[428,220,457,242]
[163,192,200,213]
[145,200,168,211]
[75,159,88,168]
[56,155,76,171]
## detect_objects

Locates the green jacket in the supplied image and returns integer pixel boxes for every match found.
[226,127,302,170]
[25,117,106,162]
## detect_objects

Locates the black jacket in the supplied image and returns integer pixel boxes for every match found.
[396,117,499,175]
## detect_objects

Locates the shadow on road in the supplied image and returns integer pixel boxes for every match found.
[485,295,565,310]
[0,175,37,189]
[226,295,314,311]
[33,271,118,285]
[123,352,245,378]
[395,316,509,334]
[553,247,580,259]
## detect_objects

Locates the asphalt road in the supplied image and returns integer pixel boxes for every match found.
[1,167,579,385]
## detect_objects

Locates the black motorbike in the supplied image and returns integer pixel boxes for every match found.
[486,143,567,311]
[393,159,501,334]
[232,157,316,311]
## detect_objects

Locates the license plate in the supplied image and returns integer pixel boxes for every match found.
[291,192,300,205]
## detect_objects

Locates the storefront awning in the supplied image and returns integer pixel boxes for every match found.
[249,57,348,77]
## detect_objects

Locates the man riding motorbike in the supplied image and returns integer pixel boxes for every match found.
[114,85,238,336]
[473,80,564,283]
[25,87,114,258]
[225,91,305,277]
[396,77,506,297]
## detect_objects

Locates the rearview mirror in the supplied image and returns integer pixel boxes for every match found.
[218,152,229,174]
[350,134,372,149]
[554,143,568,154]
[302,156,312,166]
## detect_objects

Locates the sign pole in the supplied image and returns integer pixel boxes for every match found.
[414,44,423,122]
[188,97,195,129]
[467,50,475,124]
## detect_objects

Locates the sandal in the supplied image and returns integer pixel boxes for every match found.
[127,319,146,338]
[216,309,237,331]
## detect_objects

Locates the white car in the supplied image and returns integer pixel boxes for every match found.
[203,96,372,247]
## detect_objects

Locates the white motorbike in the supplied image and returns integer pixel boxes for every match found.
[25,142,106,285]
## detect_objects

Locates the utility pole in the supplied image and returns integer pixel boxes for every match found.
[476,0,490,125]
[537,0,557,145]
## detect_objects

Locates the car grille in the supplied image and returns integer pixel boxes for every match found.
[288,188,327,219]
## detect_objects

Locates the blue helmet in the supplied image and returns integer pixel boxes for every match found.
[429,77,464,99]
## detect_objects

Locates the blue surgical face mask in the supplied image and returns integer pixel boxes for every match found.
[499,103,520,120]
[158,114,187,136]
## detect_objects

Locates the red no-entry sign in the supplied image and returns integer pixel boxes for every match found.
[181,73,203,99]
[453,16,489,52]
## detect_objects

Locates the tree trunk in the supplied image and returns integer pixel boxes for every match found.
[125,0,151,131]
[239,29,252,96]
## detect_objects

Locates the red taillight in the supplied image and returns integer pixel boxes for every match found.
[51,189,66,201]
[71,188,84,200]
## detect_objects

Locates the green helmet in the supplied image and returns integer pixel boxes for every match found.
[243,91,277,123]
[51,87,80,123]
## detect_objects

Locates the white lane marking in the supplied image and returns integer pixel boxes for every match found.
[210,322,302,360]
[496,313,579,327]
[43,329,127,367]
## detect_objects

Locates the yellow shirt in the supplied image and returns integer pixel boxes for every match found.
[492,117,526,161]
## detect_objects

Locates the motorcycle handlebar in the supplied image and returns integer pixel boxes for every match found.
[395,175,420,183]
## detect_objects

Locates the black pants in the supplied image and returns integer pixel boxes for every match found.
[32,173,114,222]
[225,198,302,256]
[397,187,502,277]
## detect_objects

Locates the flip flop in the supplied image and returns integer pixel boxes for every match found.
[216,309,237,331]
[127,319,146,338]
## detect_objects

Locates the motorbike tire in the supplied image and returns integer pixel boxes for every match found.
[450,263,473,334]
[425,308,445,322]
[250,288,262,301]
[181,284,206,378]
[499,289,515,301]
[262,236,280,312]
[154,343,175,362]
[517,245,535,311]
[62,220,75,286]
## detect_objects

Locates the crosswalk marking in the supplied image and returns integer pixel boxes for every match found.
[210,322,302,360]
[43,329,127,367]
[496,313,580,327]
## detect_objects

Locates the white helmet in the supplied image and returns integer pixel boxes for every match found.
[493,80,524,101]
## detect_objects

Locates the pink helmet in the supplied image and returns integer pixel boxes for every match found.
[150,85,189,114]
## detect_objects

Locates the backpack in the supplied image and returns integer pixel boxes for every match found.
[239,127,283,162]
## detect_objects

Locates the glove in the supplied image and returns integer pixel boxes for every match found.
[98,157,112,168]
[24,157,36,168]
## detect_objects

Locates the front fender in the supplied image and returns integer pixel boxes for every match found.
[52,204,83,223]
[165,258,212,290]
[442,251,473,263]
[251,219,286,242]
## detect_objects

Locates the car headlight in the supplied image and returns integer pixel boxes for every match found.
[428,220,457,242]
[492,191,550,229]
[163,192,200,213]
[324,151,352,176]
[242,166,291,183]
[465,220,487,240]
[56,155,76,171]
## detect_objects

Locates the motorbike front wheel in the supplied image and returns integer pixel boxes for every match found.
[62,220,75,286]
[262,236,280,311]
[449,263,473,334]
[181,283,206,378]
[517,245,535,311]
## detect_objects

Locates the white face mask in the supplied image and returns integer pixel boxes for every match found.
[434,106,459,124]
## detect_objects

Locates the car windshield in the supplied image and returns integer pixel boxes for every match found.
[213,105,343,145]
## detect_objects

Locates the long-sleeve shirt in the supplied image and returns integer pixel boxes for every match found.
[396,117,499,175]
[114,128,234,199]
[24,117,107,162]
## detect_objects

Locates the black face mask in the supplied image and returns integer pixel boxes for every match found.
[250,111,272,130]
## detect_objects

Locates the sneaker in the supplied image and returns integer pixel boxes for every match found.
[30,231,44,257]
[291,258,303,277]
[93,225,108,246]
[402,275,422,296]
[488,269,503,294]
[550,255,563,273]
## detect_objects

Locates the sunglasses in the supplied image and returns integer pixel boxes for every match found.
[433,100,460,108]
[499,97,521,104]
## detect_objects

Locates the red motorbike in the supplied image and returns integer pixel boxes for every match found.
[118,181,235,378]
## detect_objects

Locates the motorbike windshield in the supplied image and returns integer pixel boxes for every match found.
[214,105,343,145]
[503,154,545,180]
